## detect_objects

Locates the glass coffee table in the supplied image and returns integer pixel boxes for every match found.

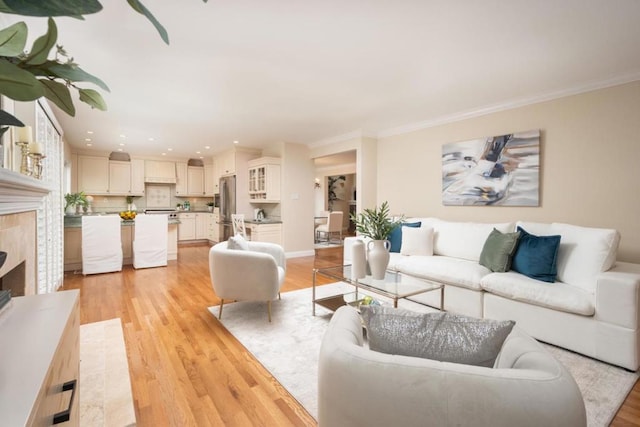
[312,264,443,315]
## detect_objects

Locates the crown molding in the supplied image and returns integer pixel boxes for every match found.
[377,72,640,139]
[308,129,377,148]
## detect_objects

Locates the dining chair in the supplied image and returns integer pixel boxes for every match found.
[316,211,343,244]
[231,213,247,238]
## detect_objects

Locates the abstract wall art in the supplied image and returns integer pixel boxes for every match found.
[442,130,540,206]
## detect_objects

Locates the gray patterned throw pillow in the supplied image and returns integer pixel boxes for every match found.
[361,306,515,367]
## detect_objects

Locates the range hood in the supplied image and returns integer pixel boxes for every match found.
[144,160,177,184]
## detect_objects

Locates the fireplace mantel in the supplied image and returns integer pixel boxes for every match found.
[0,168,52,215]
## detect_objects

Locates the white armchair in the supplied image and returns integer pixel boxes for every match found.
[209,240,286,322]
[319,306,586,427]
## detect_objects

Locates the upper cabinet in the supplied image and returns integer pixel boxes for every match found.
[248,157,281,203]
[217,150,236,176]
[204,163,216,196]
[175,162,188,196]
[78,156,146,196]
[187,166,204,196]
[144,160,176,183]
[78,155,109,195]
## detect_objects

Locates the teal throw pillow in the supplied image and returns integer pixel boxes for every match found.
[511,226,561,282]
[479,228,521,272]
[388,221,421,253]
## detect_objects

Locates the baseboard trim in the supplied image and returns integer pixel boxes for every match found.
[286,250,315,258]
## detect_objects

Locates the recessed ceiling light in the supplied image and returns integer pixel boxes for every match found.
[199,156,203,159]
[204,146,210,149]
[87,130,94,134]
[233,140,239,144]
[148,137,154,141]
[86,143,92,147]
[119,143,125,146]
[117,148,123,152]
[85,138,91,142]
[167,148,173,151]
[161,152,166,156]
[196,151,201,154]
[119,134,126,138]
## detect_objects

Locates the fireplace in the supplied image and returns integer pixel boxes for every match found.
[0,211,37,296]
[0,168,48,296]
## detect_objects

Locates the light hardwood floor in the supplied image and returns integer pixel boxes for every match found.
[62,244,639,426]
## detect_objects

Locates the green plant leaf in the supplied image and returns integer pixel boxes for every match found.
[127,0,169,44]
[40,79,75,116]
[0,59,45,100]
[78,88,107,111]
[0,109,25,126]
[24,17,57,65]
[0,21,27,57]
[1,0,102,16]
[47,62,110,92]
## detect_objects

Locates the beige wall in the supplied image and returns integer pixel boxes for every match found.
[279,142,316,255]
[377,81,640,263]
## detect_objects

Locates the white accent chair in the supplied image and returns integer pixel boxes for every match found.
[231,213,247,238]
[318,306,587,427]
[82,215,123,275]
[209,240,286,322]
[133,214,168,269]
[315,211,343,244]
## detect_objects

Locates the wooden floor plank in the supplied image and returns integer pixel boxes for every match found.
[62,244,638,426]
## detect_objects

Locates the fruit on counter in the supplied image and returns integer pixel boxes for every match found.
[119,211,137,220]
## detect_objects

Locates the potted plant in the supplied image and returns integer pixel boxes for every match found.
[206,201,215,212]
[64,192,87,215]
[350,201,404,279]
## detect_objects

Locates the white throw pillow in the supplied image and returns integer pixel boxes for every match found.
[228,234,249,250]
[400,226,433,256]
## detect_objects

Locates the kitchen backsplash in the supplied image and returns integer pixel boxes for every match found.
[86,184,214,213]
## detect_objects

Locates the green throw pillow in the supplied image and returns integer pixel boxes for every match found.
[479,228,521,272]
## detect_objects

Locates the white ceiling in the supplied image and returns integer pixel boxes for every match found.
[15,0,640,159]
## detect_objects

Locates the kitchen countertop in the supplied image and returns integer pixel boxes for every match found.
[244,219,283,224]
[64,215,180,228]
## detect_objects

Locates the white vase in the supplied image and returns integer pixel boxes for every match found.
[367,240,390,280]
[65,205,75,215]
[351,239,367,280]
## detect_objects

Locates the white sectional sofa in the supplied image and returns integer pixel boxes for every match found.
[344,218,640,370]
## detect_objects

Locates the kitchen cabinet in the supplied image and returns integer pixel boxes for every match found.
[187,166,205,196]
[79,156,145,196]
[209,212,220,242]
[130,159,145,195]
[175,163,188,196]
[248,157,281,202]
[78,155,109,194]
[64,228,82,271]
[248,223,282,245]
[144,160,176,183]
[204,164,216,196]
[212,159,221,194]
[195,212,209,239]
[168,224,178,260]
[121,225,133,262]
[178,212,196,240]
[217,149,236,175]
[0,291,80,426]
[109,161,131,194]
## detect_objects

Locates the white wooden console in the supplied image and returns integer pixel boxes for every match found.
[0,290,80,426]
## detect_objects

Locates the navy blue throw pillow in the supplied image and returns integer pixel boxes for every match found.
[511,226,561,283]
[388,222,421,253]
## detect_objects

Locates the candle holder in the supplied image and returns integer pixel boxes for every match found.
[28,152,45,180]
[15,141,32,176]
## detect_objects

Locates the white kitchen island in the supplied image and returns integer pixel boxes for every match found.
[63,218,178,271]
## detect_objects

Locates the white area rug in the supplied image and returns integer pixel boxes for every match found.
[80,318,136,426]
[212,283,638,426]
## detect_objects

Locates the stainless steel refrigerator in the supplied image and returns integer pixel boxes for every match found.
[219,175,236,241]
